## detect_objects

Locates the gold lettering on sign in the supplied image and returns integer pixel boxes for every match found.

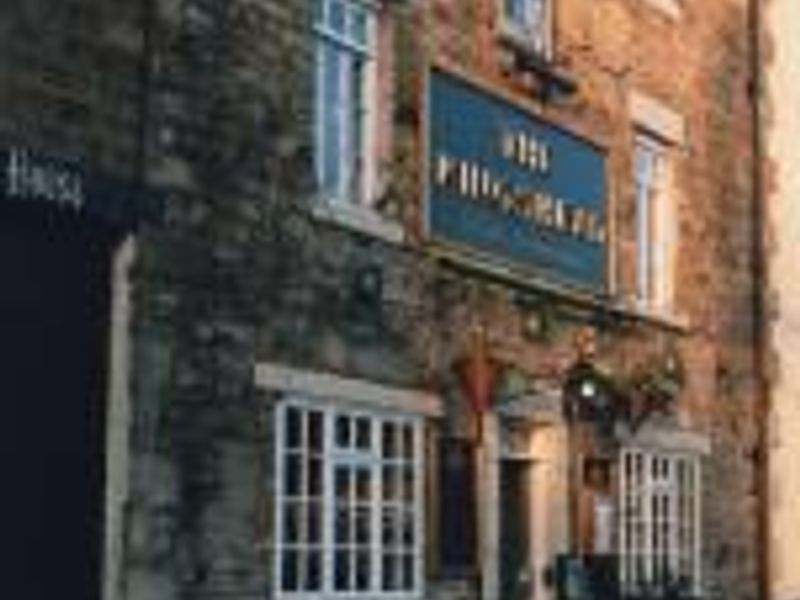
[502,130,551,175]
[432,153,604,244]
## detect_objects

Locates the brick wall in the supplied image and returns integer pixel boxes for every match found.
[124,0,763,597]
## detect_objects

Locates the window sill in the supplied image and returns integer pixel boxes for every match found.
[614,299,691,333]
[640,0,682,20]
[311,201,405,246]
[498,24,552,63]
[496,30,577,101]
[616,421,711,455]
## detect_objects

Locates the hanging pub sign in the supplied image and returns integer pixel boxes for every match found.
[1,145,162,227]
[427,70,608,291]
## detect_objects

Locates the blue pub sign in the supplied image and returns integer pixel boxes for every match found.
[427,70,607,291]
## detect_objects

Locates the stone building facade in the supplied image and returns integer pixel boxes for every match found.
[0,1,765,600]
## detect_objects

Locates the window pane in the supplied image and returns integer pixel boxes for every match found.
[336,467,352,499]
[285,454,302,496]
[403,465,414,502]
[355,506,372,545]
[329,0,346,33]
[340,50,357,202]
[321,43,343,199]
[284,501,301,543]
[336,414,351,449]
[635,142,657,185]
[402,553,415,590]
[308,411,324,452]
[307,550,323,591]
[402,424,414,459]
[309,457,323,497]
[382,507,399,546]
[334,549,352,591]
[383,465,397,500]
[335,506,351,544]
[356,468,371,501]
[312,0,323,23]
[350,5,369,46]
[356,550,371,591]
[402,509,415,546]
[281,550,300,591]
[308,501,323,543]
[530,0,547,37]
[505,0,525,23]
[383,423,398,458]
[355,417,371,450]
[382,553,397,591]
[286,407,302,449]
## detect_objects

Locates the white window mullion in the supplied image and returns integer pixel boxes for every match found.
[693,460,702,596]
[298,412,309,591]
[274,405,287,594]
[349,451,358,591]
[619,450,629,591]
[370,418,382,593]
[322,410,335,595]
[668,459,680,583]
[413,423,424,598]
[359,24,376,208]
[643,454,653,586]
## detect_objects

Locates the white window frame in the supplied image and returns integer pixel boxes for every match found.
[499,0,553,59]
[618,448,702,597]
[274,397,425,599]
[633,132,677,314]
[313,0,378,209]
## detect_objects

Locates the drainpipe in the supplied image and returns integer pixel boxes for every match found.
[746,0,769,597]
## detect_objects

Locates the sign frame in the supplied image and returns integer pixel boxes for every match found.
[424,67,610,295]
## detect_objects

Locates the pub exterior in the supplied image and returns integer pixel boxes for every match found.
[0,0,766,600]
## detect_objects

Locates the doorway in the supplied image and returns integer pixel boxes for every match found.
[500,458,536,600]
[0,205,115,599]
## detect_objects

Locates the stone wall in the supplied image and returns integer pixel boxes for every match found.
[0,0,145,177]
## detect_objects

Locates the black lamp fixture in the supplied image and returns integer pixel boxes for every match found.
[344,263,384,332]
[561,347,686,440]
[350,264,383,309]
[562,359,618,439]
